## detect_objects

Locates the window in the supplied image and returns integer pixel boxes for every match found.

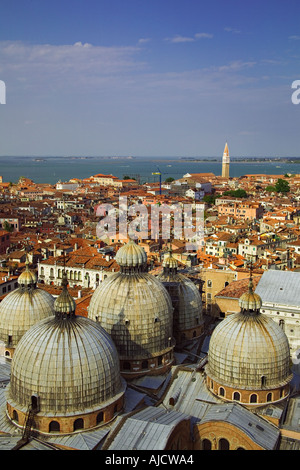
[73,418,84,431]
[250,394,258,403]
[202,439,212,450]
[219,387,225,397]
[233,391,240,401]
[96,412,104,424]
[49,421,60,432]
[207,280,212,287]
[219,438,230,450]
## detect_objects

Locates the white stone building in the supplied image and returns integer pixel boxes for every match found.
[255,270,300,357]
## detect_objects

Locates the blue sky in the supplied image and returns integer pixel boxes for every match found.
[0,0,300,157]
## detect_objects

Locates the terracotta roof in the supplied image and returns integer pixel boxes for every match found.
[215,275,262,299]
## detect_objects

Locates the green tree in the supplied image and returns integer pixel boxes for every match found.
[202,194,217,204]
[275,178,290,193]
[266,185,276,192]
[222,189,248,198]
[165,177,175,183]
[3,220,13,232]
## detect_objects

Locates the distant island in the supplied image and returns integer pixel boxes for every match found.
[179,156,300,163]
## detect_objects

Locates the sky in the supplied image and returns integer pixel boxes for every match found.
[0,0,300,157]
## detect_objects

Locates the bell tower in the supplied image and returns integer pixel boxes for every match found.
[222,141,230,178]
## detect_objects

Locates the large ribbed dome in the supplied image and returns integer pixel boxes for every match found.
[0,266,54,350]
[7,274,126,432]
[88,272,174,359]
[7,315,125,416]
[88,239,174,377]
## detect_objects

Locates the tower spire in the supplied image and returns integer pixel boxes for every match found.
[222,141,230,178]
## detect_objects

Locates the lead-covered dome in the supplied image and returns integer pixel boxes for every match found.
[6,273,126,434]
[158,250,204,345]
[0,264,54,354]
[207,312,291,390]
[88,240,175,378]
[206,276,292,404]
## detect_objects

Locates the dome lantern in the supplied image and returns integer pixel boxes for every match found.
[115,238,148,273]
[238,271,262,314]
[54,271,76,318]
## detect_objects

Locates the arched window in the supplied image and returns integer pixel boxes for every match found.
[267,392,272,402]
[219,387,225,397]
[219,438,230,450]
[73,418,84,431]
[12,410,18,422]
[58,269,62,279]
[202,439,212,450]
[49,421,60,432]
[141,360,148,369]
[250,393,258,403]
[96,412,104,424]
[261,375,267,387]
[233,391,240,401]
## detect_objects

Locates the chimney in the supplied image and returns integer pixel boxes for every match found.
[77,289,82,299]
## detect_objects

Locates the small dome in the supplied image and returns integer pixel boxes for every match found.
[18,263,37,287]
[239,290,262,311]
[239,275,262,311]
[162,251,178,270]
[115,239,147,268]
[54,272,76,316]
[0,273,54,349]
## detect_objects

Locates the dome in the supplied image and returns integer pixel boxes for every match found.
[0,268,55,350]
[7,315,125,416]
[158,253,204,341]
[7,276,126,433]
[88,272,174,359]
[162,251,178,270]
[88,239,174,377]
[54,272,76,316]
[239,275,262,311]
[18,263,37,287]
[207,277,292,394]
[115,239,147,268]
[207,311,292,390]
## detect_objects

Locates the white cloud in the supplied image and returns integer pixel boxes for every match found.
[194,32,213,39]
[138,38,151,44]
[289,35,300,40]
[165,32,213,43]
[165,35,195,43]
[0,40,145,93]
[224,27,241,34]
